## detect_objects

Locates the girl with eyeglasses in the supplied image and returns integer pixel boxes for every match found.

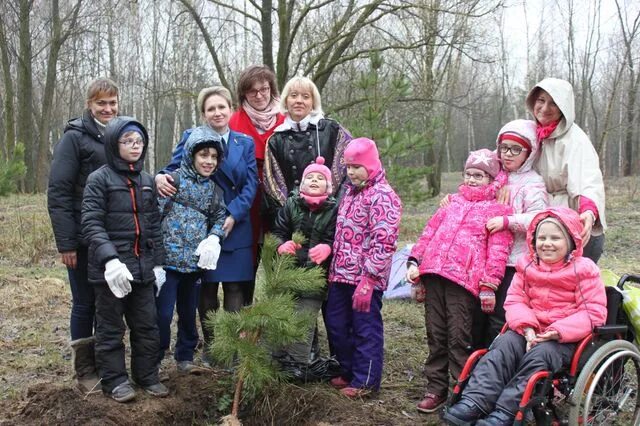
[406,149,514,414]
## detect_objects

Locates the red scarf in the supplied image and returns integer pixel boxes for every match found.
[536,120,560,144]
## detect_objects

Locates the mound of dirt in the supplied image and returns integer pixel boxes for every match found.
[2,370,229,425]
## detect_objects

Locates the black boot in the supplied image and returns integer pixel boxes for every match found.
[70,336,101,393]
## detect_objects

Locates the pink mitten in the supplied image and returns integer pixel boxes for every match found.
[352,276,375,313]
[308,243,331,264]
[277,240,301,256]
[479,287,496,313]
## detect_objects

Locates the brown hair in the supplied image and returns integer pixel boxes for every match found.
[236,65,279,104]
[86,77,119,104]
[197,86,233,116]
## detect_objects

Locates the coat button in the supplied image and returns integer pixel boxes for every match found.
[288,136,293,140]
[292,165,297,170]
[290,149,294,154]
[306,132,310,135]
[232,186,236,190]
[294,180,299,185]
[308,146,312,150]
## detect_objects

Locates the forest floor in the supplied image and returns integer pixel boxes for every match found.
[1,174,639,425]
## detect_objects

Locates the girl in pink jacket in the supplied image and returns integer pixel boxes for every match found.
[407,149,514,414]
[445,207,607,426]
[326,137,402,398]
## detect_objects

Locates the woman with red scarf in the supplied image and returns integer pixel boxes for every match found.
[525,78,606,263]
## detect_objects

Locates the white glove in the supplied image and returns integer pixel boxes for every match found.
[153,266,166,297]
[195,235,221,270]
[104,259,133,298]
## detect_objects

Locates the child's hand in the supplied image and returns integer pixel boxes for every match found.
[309,244,331,264]
[406,264,420,283]
[60,250,77,269]
[524,327,536,351]
[496,186,510,205]
[479,287,496,313]
[277,240,301,256]
[104,259,133,298]
[196,235,222,269]
[411,283,426,303]
[439,194,451,208]
[486,217,504,234]
[531,330,560,346]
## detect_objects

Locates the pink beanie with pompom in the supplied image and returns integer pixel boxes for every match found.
[301,156,332,194]
[343,137,382,178]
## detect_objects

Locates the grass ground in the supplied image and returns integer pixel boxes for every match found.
[0,174,638,425]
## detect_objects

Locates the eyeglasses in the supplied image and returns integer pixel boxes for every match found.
[246,86,270,98]
[464,171,488,181]
[119,137,145,147]
[498,143,528,156]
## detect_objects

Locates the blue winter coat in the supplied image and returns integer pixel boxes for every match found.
[162,126,257,281]
[160,127,226,273]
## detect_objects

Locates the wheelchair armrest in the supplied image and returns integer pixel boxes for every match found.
[618,274,640,289]
[594,325,628,336]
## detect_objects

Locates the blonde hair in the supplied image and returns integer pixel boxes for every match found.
[197,86,233,116]
[279,76,323,116]
[85,77,119,105]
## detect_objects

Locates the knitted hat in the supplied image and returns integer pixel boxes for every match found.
[343,137,382,178]
[119,123,146,143]
[464,149,500,178]
[301,156,332,194]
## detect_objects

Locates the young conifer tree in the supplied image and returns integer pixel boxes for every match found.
[207,232,326,420]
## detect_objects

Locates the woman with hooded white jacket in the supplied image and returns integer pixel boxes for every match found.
[525,78,606,263]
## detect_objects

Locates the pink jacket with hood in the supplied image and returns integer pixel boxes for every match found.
[409,173,514,297]
[498,119,549,266]
[505,207,607,343]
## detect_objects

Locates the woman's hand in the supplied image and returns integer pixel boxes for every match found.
[486,217,504,234]
[579,211,595,246]
[524,327,536,351]
[531,330,560,347]
[406,264,420,283]
[439,194,451,208]
[61,250,77,269]
[496,186,510,205]
[155,174,177,197]
[222,216,235,237]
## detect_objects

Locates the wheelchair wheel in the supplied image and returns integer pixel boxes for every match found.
[568,340,640,425]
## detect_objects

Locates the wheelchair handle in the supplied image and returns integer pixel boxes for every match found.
[617,274,640,289]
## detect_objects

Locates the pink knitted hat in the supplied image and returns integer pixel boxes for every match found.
[343,137,382,178]
[464,149,500,178]
[301,156,332,194]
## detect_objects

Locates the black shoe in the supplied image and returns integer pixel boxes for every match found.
[143,382,169,397]
[475,410,514,426]
[443,399,484,425]
[109,380,136,403]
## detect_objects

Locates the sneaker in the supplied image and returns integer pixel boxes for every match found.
[329,376,350,390]
[201,353,213,369]
[109,381,136,403]
[143,382,169,397]
[416,392,446,413]
[443,399,484,425]
[176,360,199,374]
[340,386,370,399]
[475,410,514,426]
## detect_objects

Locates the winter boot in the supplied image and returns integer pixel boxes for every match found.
[70,336,101,393]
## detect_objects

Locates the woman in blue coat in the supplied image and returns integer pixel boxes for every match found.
[156,86,257,365]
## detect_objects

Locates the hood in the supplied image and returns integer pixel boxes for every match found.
[64,109,104,141]
[495,119,539,174]
[526,207,583,262]
[525,78,575,138]
[180,126,224,181]
[104,116,149,173]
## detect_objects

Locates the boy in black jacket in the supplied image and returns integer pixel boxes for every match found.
[82,117,167,402]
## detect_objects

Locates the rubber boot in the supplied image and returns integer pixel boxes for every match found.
[70,336,101,393]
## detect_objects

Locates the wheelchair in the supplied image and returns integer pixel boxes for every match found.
[448,274,640,425]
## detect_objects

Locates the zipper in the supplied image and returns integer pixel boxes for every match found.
[127,166,141,257]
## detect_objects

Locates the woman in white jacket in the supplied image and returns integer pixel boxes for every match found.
[525,78,606,263]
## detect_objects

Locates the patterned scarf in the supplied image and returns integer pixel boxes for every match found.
[242,98,281,134]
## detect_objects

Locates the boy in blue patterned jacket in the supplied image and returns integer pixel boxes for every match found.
[156,126,226,373]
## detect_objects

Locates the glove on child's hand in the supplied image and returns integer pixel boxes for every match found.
[352,276,375,313]
[153,266,166,297]
[411,283,426,303]
[406,264,420,283]
[308,244,331,264]
[104,259,133,298]
[277,240,301,256]
[196,235,221,270]
[479,288,496,313]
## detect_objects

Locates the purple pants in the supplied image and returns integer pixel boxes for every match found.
[325,282,384,390]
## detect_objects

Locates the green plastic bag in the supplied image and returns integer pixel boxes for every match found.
[603,269,640,346]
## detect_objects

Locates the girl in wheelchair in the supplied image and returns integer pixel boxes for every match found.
[444,207,607,426]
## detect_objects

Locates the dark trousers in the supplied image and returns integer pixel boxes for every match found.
[472,267,516,349]
[463,330,574,416]
[276,296,324,363]
[67,246,95,340]
[325,282,384,390]
[583,234,605,264]
[156,269,201,362]
[423,275,475,396]
[198,281,245,346]
[94,281,160,393]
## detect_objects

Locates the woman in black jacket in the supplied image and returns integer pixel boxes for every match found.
[47,77,119,393]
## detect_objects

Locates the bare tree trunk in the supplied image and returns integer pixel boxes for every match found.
[17,0,34,191]
[0,15,15,160]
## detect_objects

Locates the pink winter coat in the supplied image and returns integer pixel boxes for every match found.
[505,207,607,343]
[410,175,513,297]
[329,170,402,291]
